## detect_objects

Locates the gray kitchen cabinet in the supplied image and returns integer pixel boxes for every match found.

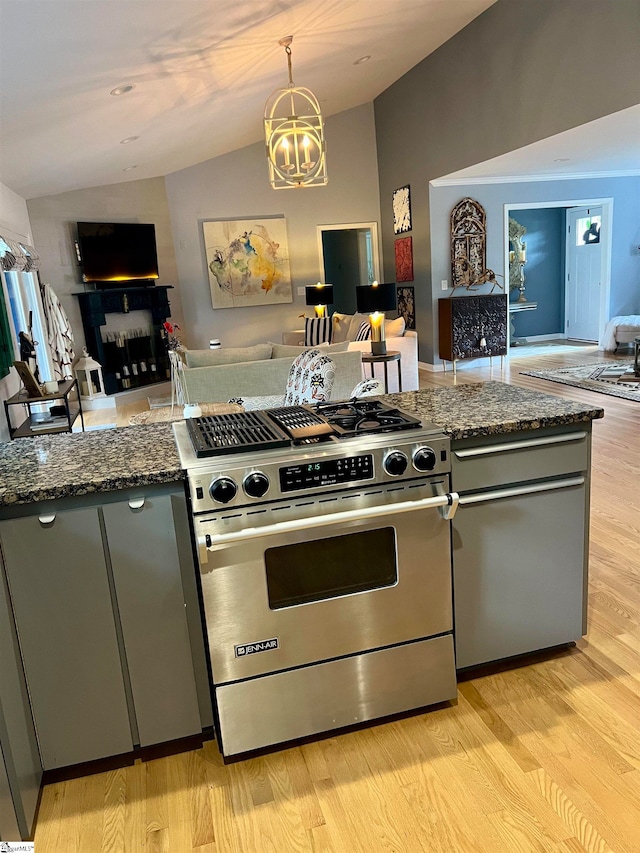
[102,490,204,746]
[0,744,20,842]
[0,507,133,769]
[0,558,41,839]
[451,426,591,669]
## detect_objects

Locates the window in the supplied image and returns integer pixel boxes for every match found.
[0,236,54,383]
[3,270,53,382]
[576,215,601,246]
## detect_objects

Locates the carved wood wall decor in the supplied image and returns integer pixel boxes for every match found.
[450,198,487,291]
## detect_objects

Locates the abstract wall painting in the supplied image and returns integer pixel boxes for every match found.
[203,217,292,309]
[397,286,415,330]
[392,185,412,234]
[394,236,414,282]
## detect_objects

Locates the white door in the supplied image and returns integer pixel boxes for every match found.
[565,206,602,342]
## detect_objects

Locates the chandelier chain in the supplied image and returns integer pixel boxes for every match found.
[285,44,294,88]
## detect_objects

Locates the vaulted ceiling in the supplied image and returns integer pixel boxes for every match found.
[0,0,497,199]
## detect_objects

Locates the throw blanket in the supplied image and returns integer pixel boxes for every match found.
[600,315,640,352]
[41,282,75,379]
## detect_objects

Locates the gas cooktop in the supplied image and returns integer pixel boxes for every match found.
[185,400,423,459]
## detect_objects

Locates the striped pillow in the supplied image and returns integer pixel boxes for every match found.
[304,316,332,346]
[354,320,371,341]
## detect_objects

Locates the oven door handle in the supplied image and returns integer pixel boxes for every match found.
[197,491,460,562]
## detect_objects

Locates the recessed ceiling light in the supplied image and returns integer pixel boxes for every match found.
[120,136,139,144]
[354,55,371,65]
[554,157,570,163]
[110,84,135,96]
[122,165,138,172]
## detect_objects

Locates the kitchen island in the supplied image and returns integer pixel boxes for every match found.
[0,381,603,839]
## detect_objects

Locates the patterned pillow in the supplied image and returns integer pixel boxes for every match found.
[304,316,332,346]
[228,395,285,411]
[284,349,336,405]
[354,321,371,341]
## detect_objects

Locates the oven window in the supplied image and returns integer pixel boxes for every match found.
[265,527,397,610]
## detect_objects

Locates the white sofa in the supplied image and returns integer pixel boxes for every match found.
[181,343,364,404]
[282,313,418,393]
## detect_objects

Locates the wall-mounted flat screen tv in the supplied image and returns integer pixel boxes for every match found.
[77,222,159,287]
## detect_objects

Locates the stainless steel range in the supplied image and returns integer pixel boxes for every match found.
[173,400,459,758]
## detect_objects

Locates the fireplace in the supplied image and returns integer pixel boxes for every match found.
[74,286,173,395]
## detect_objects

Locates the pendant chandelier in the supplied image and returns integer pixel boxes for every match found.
[264,36,327,190]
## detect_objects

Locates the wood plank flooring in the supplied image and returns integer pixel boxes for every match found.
[35,344,640,852]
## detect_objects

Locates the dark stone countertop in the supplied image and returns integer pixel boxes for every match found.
[385,381,603,440]
[0,423,183,506]
[0,382,603,506]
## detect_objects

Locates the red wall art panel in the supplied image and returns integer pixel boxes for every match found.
[394,236,414,282]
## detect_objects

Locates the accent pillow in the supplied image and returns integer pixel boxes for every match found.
[304,316,332,347]
[270,341,349,359]
[354,321,371,341]
[385,316,406,337]
[184,343,272,368]
[331,312,352,343]
[346,312,375,341]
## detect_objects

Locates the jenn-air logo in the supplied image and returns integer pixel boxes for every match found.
[235,638,279,657]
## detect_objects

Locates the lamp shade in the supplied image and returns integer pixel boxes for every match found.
[305,283,334,307]
[356,283,396,314]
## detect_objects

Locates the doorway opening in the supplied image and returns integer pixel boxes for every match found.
[504,198,612,351]
[316,222,381,314]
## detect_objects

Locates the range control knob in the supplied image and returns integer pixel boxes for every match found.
[243,471,270,499]
[413,446,437,472]
[209,477,237,504]
[384,450,408,476]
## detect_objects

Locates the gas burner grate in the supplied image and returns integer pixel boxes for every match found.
[187,411,291,457]
[309,399,422,437]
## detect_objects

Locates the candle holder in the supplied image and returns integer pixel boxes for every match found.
[517,257,527,303]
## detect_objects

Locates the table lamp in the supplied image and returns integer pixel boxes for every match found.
[355,282,397,356]
[305,283,334,318]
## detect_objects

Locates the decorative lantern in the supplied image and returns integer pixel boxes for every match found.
[74,347,106,401]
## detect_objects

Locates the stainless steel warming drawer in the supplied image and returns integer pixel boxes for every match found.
[452,427,589,492]
[216,634,456,757]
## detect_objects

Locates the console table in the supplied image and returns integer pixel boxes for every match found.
[509,300,538,346]
[438,294,507,374]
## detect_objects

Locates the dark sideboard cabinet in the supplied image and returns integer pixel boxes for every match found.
[74,286,173,395]
[439,294,507,369]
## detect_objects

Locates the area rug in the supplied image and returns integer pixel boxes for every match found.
[521,361,640,402]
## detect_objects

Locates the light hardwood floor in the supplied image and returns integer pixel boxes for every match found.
[35,344,640,852]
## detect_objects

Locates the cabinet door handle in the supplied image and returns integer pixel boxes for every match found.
[38,513,56,525]
[458,476,585,506]
[128,497,145,510]
[454,431,587,459]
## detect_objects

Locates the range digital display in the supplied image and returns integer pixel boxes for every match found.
[280,454,374,492]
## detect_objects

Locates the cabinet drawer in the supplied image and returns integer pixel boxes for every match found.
[452,428,590,492]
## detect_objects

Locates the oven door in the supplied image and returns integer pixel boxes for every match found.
[195,481,458,683]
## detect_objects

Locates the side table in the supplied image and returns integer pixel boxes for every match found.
[361,350,402,394]
[4,379,85,438]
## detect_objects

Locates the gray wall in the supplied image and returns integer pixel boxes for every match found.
[374,0,640,361]
[429,175,640,359]
[26,178,184,355]
[164,102,381,349]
